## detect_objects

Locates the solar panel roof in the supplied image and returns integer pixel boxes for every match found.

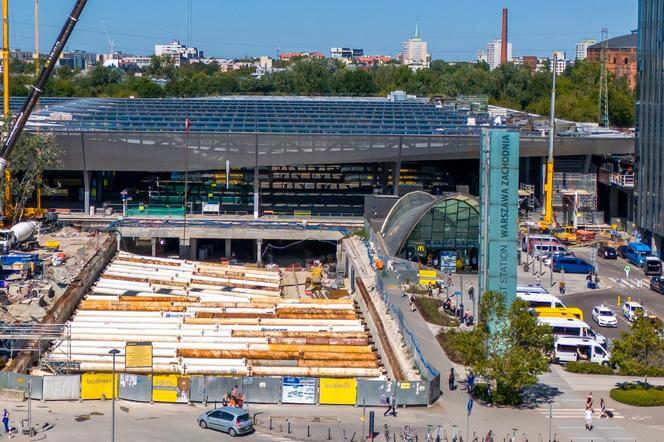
[12,96,494,135]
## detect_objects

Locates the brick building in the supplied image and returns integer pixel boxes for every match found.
[587,32,637,89]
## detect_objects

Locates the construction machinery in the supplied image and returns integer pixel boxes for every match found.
[554,225,577,244]
[0,221,38,252]
[539,53,557,232]
[0,0,88,210]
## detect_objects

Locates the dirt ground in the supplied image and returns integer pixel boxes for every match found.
[2,225,109,323]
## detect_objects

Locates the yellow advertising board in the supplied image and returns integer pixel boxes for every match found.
[152,375,190,403]
[318,378,357,405]
[81,373,118,400]
[125,342,153,369]
[418,269,437,286]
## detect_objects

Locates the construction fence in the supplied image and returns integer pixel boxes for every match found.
[0,372,433,407]
[375,257,442,405]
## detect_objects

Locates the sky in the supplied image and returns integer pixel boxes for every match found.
[7,0,638,61]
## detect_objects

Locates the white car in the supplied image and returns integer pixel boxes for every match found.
[592,305,618,327]
[622,301,645,322]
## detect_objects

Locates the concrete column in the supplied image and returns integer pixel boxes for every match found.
[256,238,263,266]
[225,239,232,258]
[253,166,260,219]
[190,238,198,260]
[179,238,190,260]
[392,161,401,196]
[83,171,91,215]
[151,238,157,257]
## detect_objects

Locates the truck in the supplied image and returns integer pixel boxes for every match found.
[554,226,577,244]
[0,222,38,252]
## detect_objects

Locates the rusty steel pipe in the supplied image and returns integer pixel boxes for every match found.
[230,330,367,339]
[296,360,378,369]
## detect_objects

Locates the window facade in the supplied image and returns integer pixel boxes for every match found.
[636,0,664,244]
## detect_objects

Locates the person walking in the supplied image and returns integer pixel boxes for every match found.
[467,285,474,302]
[383,394,392,417]
[586,392,593,410]
[558,280,566,295]
[389,391,397,417]
[448,367,455,390]
[585,407,593,431]
[2,409,10,439]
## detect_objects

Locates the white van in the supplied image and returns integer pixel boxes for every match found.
[521,235,561,252]
[517,292,565,309]
[537,316,606,346]
[554,336,611,365]
[532,243,569,258]
[517,286,550,295]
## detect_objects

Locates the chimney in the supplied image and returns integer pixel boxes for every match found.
[501,8,508,65]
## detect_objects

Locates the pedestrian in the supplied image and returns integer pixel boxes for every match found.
[585,407,593,431]
[594,273,600,287]
[448,367,455,390]
[389,391,397,416]
[468,285,474,302]
[467,369,475,394]
[558,280,566,295]
[2,409,9,439]
[383,394,391,416]
[409,294,416,312]
[586,392,593,409]
[586,272,592,283]
[600,398,608,418]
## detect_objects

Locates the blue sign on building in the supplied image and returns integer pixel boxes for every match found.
[478,129,519,306]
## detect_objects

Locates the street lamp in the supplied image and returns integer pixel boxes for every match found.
[108,348,120,442]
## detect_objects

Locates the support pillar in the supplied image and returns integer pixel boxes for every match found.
[179,238,190,260]
[256,238,263,267]
[190,238,198,260]
[253,166,260,219]
[83,170,91,215]
[151,238,157,257]
[225,239,232,258]
[392,161,401,196]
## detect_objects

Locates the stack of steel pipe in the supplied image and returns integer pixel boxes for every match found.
[42,253,383,377]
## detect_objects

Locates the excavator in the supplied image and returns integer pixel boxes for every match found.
[0,0,88,217]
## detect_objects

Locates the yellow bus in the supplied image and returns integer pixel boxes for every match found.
[533,307,584,321]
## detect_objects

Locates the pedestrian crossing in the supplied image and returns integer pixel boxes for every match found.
[537,407,624,419]
[607,277,651,290]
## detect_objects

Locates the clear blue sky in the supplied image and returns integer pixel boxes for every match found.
[7,0,637,60]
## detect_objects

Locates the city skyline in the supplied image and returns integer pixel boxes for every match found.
[6,0,636,61]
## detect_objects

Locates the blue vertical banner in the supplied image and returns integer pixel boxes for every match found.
[479,129,519,307]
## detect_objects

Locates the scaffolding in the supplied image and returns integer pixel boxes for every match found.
[0,323,74,374]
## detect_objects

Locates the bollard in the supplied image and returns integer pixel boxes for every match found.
[269,417,272,430]
[308,425,310,438]
[617,295,621,306]
[328,427,331,440]
[288,420,292,434]
[628,296,631,303]
[350,431,356,442]
[343,429,347,440]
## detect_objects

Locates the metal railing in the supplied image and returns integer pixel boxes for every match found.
[610,172,635,188]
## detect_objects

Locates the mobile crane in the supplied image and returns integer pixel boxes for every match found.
[0,0,88,186]
[539,53,557,232]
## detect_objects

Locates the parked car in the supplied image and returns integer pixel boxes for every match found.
[650,276,664,294]
[592,305,618,327]
[542,251,574,267]
[622,301,645,322]
[617,244,628,259]
[198,407,253,437]
[644,256,662,276]
[597,246,617,260]
[551,256,594,274]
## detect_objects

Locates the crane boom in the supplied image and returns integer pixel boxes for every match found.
[541,53,557,230]
[0,0,88,174]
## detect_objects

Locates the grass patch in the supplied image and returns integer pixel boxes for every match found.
[610,383,664,407]
[436,330,467,365]
[352,228,369,240]
[565,361,614,375]
[414,296,459,326]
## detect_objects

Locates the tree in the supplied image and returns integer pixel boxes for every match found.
[451,291,554,405]
[2,119,63,223]
[611,316,664,382]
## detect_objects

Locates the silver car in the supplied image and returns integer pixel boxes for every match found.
[198,407,253,437]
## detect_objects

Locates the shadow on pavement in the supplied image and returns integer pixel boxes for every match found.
[520,383,564,408]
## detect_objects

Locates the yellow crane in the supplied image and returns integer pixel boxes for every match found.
[540,53,557,232]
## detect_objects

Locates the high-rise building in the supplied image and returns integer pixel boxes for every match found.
[154,40,202,64]
[485,39,512,70]
[400,22,431,71]
[575,39,597,60]
[635,0,664,247]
